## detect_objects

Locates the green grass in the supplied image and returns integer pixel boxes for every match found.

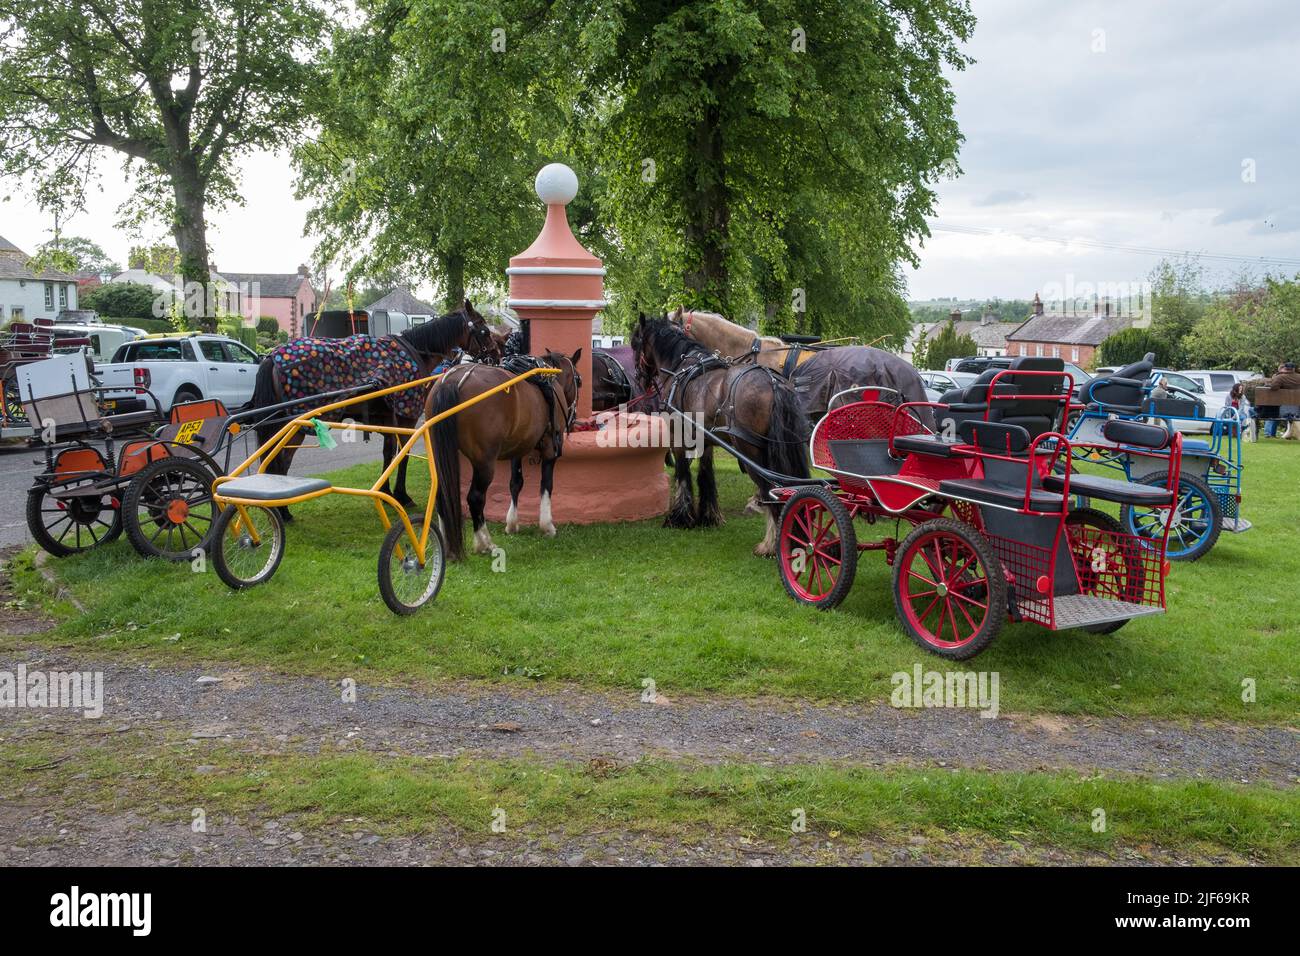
[14,441,1300,720]
[4,737,1295,861]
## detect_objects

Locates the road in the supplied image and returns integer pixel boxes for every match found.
[0,433,388,550]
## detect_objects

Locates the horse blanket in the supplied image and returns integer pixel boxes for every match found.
[271,334,425,421]
[791,347,934,429]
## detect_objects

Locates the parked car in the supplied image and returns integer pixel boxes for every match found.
[919,370,978,402]
[1147,369,1226,432]
[96,332,262,413]
[49,322,145,363]
[1178,369,1257,395]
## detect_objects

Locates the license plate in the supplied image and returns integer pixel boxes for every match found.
[102,400,117,410]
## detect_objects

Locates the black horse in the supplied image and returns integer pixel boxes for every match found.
[631,315,810,556]
[250,301,495,519]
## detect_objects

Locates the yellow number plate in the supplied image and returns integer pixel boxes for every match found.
[175,420,204,444]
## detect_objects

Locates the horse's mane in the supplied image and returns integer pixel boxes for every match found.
[640,317,711,370]
[401,308,472,356]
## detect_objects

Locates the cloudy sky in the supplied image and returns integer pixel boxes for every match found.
[3,0,1298,302]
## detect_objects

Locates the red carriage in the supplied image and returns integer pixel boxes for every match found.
[772,365,1184,659]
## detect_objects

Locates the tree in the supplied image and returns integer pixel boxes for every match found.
[914,322,977,370]
[34,235,119,275]
[295,0,599,310]
[0,0,326,328]
[1097,327,1165,369]
[592,0,972,340]
[1182,276,1300,374]
[1147,257,1209,366]
[81,282,158,320]
[127,243,181,275]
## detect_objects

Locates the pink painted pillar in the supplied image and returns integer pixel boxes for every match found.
[506,164,601,419]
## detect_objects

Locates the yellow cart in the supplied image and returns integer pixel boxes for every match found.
[210,366,560,614]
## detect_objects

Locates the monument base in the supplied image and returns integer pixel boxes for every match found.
[458,413,668,525]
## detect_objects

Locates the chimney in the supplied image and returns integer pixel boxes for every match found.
[981,308,994,326]
[949,307,961,323]
[1032,292,1044,316]
[298,264,310,277]
[1103,297,1111,317]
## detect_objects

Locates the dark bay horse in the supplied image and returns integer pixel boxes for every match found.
[250,301,495,518]
[631,315,809,556]
[429,350,581,560]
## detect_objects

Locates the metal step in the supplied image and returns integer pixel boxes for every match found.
[1051,593,1163,630]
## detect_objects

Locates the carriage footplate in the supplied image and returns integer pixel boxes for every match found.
[1221,516,1253,533]
[218,474,333,501]
[1052,594,1163,629]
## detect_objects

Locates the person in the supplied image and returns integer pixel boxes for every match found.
[1147,376,1173,430]
[1252,362,1300,438]
[1228,382,1256,442]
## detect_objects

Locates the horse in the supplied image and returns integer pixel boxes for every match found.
[250,301,496,520]
[669,305,930,424]
[669,308,819,374]
[591,346,640,411]
[429,350,581,561]
[631,315,810,556]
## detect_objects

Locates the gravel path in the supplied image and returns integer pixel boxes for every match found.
[2,642,1294,787]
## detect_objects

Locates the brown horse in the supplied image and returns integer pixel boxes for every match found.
[631,315,810,556]
[250,301,495,519]
[428,350,581,560]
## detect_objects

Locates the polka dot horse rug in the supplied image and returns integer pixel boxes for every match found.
[270,334,426,421]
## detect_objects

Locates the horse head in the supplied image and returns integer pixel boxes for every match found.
[542,348,583,430]
[461,299,498,361]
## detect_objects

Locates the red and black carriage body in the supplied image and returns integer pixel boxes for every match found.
[774,359,1183,659]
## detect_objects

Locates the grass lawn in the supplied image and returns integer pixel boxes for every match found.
[13,440,1299,721]
[3,736,1295,862]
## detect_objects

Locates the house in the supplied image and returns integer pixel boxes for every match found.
[1005,293,1130,368]
[0,235,80,323]
[109,266,244,318]
[225,265,318,336]
[364,287,437,324]
[904,307,1012,362]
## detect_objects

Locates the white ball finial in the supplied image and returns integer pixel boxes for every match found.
[535,163,579,206]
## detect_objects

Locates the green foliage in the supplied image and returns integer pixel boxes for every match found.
[127,244,181,276]
[913,322,978,370]
[1147,257,1211,366]
[0,0,326,305]
[1182,276,1300,374]
[295,0,597,309]
[80,282,159,321]
[256,316,280,336]
[35,236,119,275]
[1097,327,1165,369]
[593,0,972,341]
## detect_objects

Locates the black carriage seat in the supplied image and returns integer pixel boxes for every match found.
[1041,472,1172,506]
[1082,352,1155,413]
[936,420,1064,511]
[826,439,903,476]
[936,357,1068,438]
[891,433,961,457]
[44,409,158,440]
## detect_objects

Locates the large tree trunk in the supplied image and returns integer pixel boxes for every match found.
[683,97,729,311]
[171,156,213,331]
[441,251,465,312]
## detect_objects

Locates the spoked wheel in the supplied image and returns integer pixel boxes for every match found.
[1065,508,1144,634]
[1121,472,1221,562]
[377,521,446,615]
[123,457,218,561]
[777,487,857,609]
[26,482,122,557]
[893,518,1007,660]
[3,375,26,425]
[211,504,285,589]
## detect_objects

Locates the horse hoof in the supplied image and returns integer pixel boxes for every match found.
[753,542,775,558]
[541,525,557,538]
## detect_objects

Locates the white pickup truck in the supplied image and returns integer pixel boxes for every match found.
[96,333,262,414]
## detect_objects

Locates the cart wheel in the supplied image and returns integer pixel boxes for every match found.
[893,518,1006,660]
[26,482,122,557]
[211,505,284,589]
[1121,471,1221,562]
[778,487,857,609]
[377,521,446,615]
[123,457,218,561]
[1065,508,1144,634]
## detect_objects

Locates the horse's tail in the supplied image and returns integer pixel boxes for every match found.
[252,358,288,477]
[430,379,465,561]
[765,377,811,480]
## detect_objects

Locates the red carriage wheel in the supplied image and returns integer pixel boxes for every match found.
[892,518,1006,659]
[778,487,857,609]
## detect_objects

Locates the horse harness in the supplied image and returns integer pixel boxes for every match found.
[662,351,789,451]
[500,353,577,456]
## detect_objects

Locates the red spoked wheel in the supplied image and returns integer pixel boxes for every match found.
[778,487,857,609]
[892,518,1006,659]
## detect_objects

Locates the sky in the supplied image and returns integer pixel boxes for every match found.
[2,0,1298,302]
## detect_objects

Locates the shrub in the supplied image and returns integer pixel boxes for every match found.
[81,282,159,321]
[1097,327,1165,368]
